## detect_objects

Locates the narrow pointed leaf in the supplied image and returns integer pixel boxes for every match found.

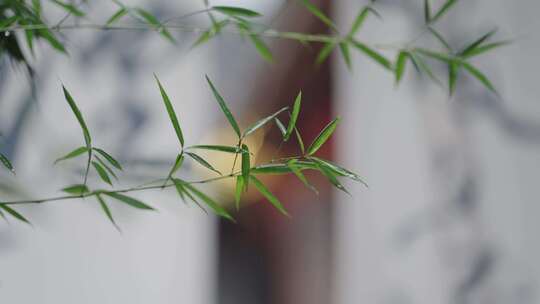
[186,152,221,175]
[154,75,184,147]
[192,20,229,48]
[249,34,273,62]
[0,153,15,174]
[431,0,457,23]
[106,7,128,25]
[95,156,118,180]
[300,0,337,31]
[349,7,369,36]
[105,192,154,210]
[307,117,340,156]
[38,29,67,53]
[241,144,250,188]
[235,175,245,209]
[295,128,305,154]
[52,0,85,17]
[243,107,288,138]
[414,48,454,63]
[92,148,122,170]
[92,161,112,186]
[62,184,89,195]
[462,41,510,58]
[409,52,444,87]
[54,146,88,164]
[96,194,120,231]
[424,0,431,23]
[206,76,241,138]
[135,8,175,42]
[285,92,302,141]
[182,183,234,221]
[0,204,31,225]
[187,145,244,154]
[448,61,459,95]
[213,6,261,17]
[316,42,336,65]
[339,42,352,69]
[250,175,289,216]
[275,118,287,137]
[395,51,408,84]
[317,163,350,195]
[63,85,91,148]
[428,27,451,51]
[173,179,207,213]
[287,159,318,194]
[461,62,497,93]
[350,40,392,70]
[309,156,368,187]
[459,29,496,57]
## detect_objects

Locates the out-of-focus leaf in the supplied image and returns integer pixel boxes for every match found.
[315,162,350,195]
[192,19,229,48]
[38,29,67,53]
[251,163,292,175]
[182,182,234,221]
[309,156,368,187]
[0,153,15,174]
[0,16,18,30]
[54,147,88,164]
[92,148,122,170]
[459,29,496,57]
[52,0,85,17]
[339,42,352,69]
[135,8,175,42]
[104,192,155,210]
[62,85,91,148]
[316,42,336,65]
[428,27,451,51]
[0,204,31,225]
[295,128,305,154]
[96,194,120,231]
[275,118,287,137]
[172,179,207,212]
[350,40,392,70]
[92,161,112,185]
[461,62,497,93]
[243,107,288,138]
[430,0,457,23]
[424,0,431,23]
[155,75,184,147]
[250,175,289,216]
[307,117,340,156]
[187,145,244,154]
[213,6,261,17]
[206,75,241,138]
[235,175,245,209]
[186,152,221,175]
[106,7,128,25]
[300,0,337,31]
[461,41,510,58]
[241,144,250,189]
[448,61,459,95]
[409,52,444,87]
[248,34,273,63]
[349,7,369,36]
[62,184,89,195]
[285,92,302,141]
[414,48,454,63]
[287,159,318,194]
[95,156,118,180]
[395,51,408,84]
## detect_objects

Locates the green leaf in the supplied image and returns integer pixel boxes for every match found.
[251,163,293,175]
[349,7,369,37]
[192,20,229,48]
[205,75,241,138]
[395,51,408,85]
[187,145,244,154]
[339,42,352,70]
[285,92,302,141]
[408,52,444,87]
[235,175,245,209]
[52,0,85,17]
[275,118,287,137]
[424,0,431,23]
[172,179,207,213]
[428,27,452,51]
[309,156,368,187]
[168,153,185,177]
[62,184,89,195]
[92,161,112,186]
[459,29,496,57]
[185,152,221,175]
[62,85,91,148]
[0,204,31,225]
[241,144,250,189]
[96,194,120,231]
[0,16,18,30]
[135,8,175,43]
[315,162,350,195]
[106,7,128,25]
[300,0,337,31]
[461,41,510,58]
[448,61,459,96]
[154,75,184,147]
[461,62,497,94]
[92,148,122,170]
[350,40,392,70]
[287,159,318,194]
[54,146,88,164]
[249,34,273,63]
[243,107,288,138]
[0,153,15,174]
[250,175,289,216]
[181,182,234,221]
[104,192,155,210]
[414,48,455,63]
[295,128,305,154]
[316,42,336,65]
[213,6,261,17]
[95,156,118,180]
[307,117,340,156]
[37,29,67,53]
[431,0,457,23]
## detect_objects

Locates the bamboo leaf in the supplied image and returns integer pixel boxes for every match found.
[250,175,289,216]
[54,146,88,164]
[92,148,122,170]
[96,194,120,231]
[285,92,302,141]
[106,7,128,25]
[187,145,244,154]
[395,51,408,85]
[205,75,241,138]
[350,40,392,70]
[295,128,305,154]
[316,42,336,65]
[185,152,221,175]
[104,192,154,210]
[62,85,91,148]
[307,117,340,156]
[275,118,287,137]
[287,159,318,194]
[182,182,234,221]
[192,20,229,48]
[92,161,112,186]
[135,8,175,42]
[431,0,457,23]
[235,176,245,209]
[243,107,288,138]
[459,29,496,57]
[461,41,510,58]
[424,0,431,23]
[154,75,184,147]
[0,153,15,174]
[409,52,444,87]
[0,204,31,225]
[52,0,85,17]
[61,184,89,195]
[300,0,337,31]
[428,27,452,51]
[414,48,455,63]
[248,34,273,63]
[339,42,352,70]
[95,156,118,181]
[349,7,369,36]
[316,162,350,195]
[38,29,67,53]
[213,6,261,17]
[172,179,207,213]
[251,163,293,175]
[461,62,497,94]
[309,156,368,187]
[241,144,250,189]
[448,61,459,96]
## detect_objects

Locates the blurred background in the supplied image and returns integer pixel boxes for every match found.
[1,0,540,303]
